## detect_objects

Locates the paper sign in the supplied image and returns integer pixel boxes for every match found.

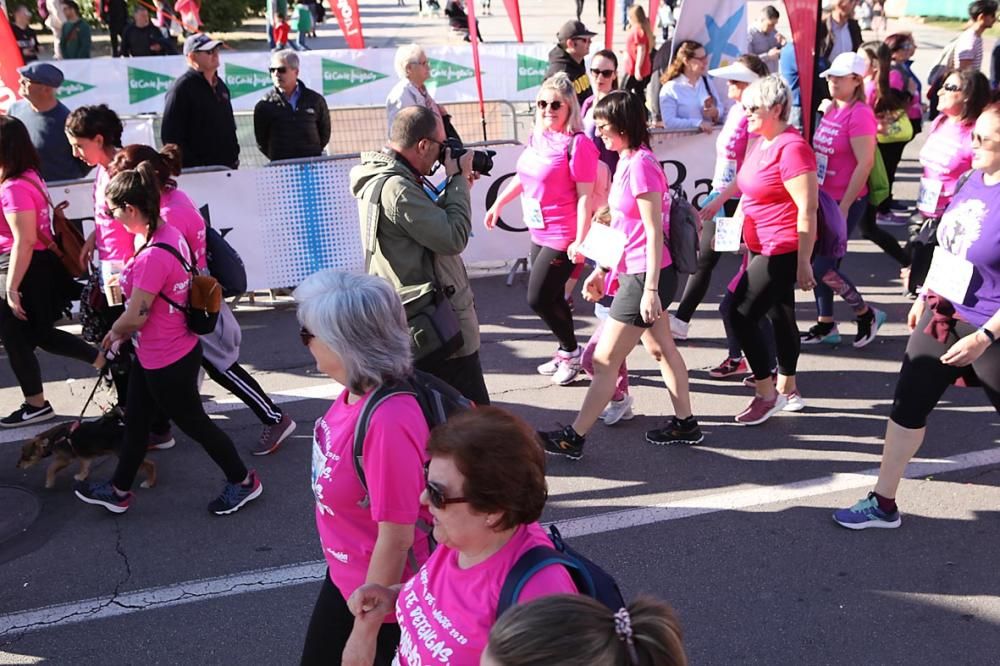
[713,158,738,188]
[916,177,943,215]
[925,246,975,304]
[713,216,742,253]
[521,196,545,229]
[578,223,627,270]
[816,153,829,185]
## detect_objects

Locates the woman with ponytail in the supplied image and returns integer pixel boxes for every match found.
[74,162,262,516]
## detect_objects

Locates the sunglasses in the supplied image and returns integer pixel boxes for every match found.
[104,204,125,217]
[972,132,996,146]
[536,99,564,111]
[745,105,763,114]
[941,83,962,92]
[299,325,315,346]
[590,68,615,79]
[269,66,288,74]
[425,480,468,509]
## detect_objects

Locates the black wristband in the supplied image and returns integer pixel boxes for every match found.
[978,326,996,344]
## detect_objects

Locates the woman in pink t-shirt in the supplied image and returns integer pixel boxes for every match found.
[294,271,432,666]
[74,164,260,517]
[110,144,295,456]
[347,408,577,665]
[485,73,599,386]
[0,116,104,427]
[540,90,703,458]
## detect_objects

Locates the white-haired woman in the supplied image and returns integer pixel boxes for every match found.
[296,270,433,666]
[484,72,599,385]
[385,43,448,135]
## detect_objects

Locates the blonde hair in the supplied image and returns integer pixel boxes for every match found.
[536,72,583,134]
[662,40,703,84]
[628,5,654,54]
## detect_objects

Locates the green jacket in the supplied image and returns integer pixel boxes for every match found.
[60,19,91,59]
[350,150,480,359]
[293,4,312,32]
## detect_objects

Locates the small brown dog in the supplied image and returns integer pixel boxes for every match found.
[17,412,156,489]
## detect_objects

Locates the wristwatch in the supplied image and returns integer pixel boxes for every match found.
[977,326,996,344]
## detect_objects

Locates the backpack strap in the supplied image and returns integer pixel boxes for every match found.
[361,175,395,273]
[955,169,974,195]
[143,241,195,312]
[496,545,592,619]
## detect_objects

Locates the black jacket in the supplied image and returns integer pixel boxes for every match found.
[253,82,331,161]
[121,23,174,56]
[821,16,862,60]
[545,45,592,106]
[161,69,240,169]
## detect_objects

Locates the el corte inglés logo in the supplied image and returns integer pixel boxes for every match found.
[225,63,273,98]
[428,58,475,88]
[57,79,96,99]
[322,59,387,95]
[127,67,175,104]
[516,54,547,91]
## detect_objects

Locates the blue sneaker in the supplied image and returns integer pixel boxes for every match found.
[833,492,901,530]
[853,307,887,349]
[208,470,262,515]
[74,481,132,514]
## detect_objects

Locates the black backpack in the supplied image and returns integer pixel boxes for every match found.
[668,185,701,275]
[199,204,247,298]
[495,525,626,619]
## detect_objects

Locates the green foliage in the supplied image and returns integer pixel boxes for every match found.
[201,0,266,32]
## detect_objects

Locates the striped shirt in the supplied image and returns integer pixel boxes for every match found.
[953,27,983,71]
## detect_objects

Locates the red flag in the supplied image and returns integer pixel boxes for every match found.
[332,0,365,49]
[605,0,616,50]
[785,0,820,138]
[502,0,523,42]
[647,0,658,47]
[0,10,24,113]
[467,1,488,141]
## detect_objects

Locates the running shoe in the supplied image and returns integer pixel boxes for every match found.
[875,211,908,226]
[709,356,748,379]
[538,426,585,460]
[781,391,806,412]
[669,314,689,341]
[800,323,841,345]
[853,307,887,349]
[599,395,635,426]
[735,393,788,426]
[148,429,176,450]
[0,402,54,428]
[74,481,132,514]
[645,416,704,445]
[208,470,263,515]
[253,412,297,456]
[833,492,901,530]
[551,348,583,386]
[537,349,565,376]
[742,370,777,388]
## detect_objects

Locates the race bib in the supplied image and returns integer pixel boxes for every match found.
[816,154,829,186]
[579,223,627,269]
[713,158,738,188]
[925,246,975,304]
[712,217,743,253]
[521,196,545,229]
[916,178,943,215]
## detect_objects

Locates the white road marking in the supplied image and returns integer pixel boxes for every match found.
[2,445,999,636]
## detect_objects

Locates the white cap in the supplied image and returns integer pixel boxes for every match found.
[707,62,761,84]
[819,52,868,78]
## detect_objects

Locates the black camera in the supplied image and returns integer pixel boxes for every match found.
[440,137,496,176]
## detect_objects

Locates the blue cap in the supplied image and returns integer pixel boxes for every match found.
[16,62,64,88]
[183,33,223,56]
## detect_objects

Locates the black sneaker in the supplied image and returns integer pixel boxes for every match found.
[74,481,132,514]
[853,308,887,349]
[208,470,263,515]
[0,401,55,428]
[538,426,585,460]
[645,417,704,446]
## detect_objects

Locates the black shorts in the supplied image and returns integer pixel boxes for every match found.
[609,267,678,328]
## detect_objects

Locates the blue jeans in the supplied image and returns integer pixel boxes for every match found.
[812,197,866,318]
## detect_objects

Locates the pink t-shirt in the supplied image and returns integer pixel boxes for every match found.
[394,523,577,665]
[737,128,817,256]
[863,70,905,107]
[608,146,671,274]
[312,390,431,607]
[516,130,598,251]
[917,115,975,217]
[93,165,135,263]
[119,223,198,369]
[712,103,750,194]
[0,171,52,254]
[812,101,877,202]
[161,188,208,272]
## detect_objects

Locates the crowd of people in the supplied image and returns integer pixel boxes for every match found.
[3,1,1000,664]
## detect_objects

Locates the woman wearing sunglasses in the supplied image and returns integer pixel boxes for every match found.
[581,48,621,174]
[347,407,576,665]
[834,104,1000,530]
[295,270,433,666]
[658,40,720,133]
[905,69,989,296]
[485,72,598,386]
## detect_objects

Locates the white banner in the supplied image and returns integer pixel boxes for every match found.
[49,130,716,290]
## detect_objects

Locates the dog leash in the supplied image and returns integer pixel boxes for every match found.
[76,362,112,424]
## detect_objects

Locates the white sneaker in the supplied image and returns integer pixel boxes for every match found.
[669,315,689,340]
[782,391,806,412]
[551,348,583,386]
[537,351,561,376]
[599,395,635,425]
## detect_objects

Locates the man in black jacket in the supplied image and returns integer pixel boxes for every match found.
[161,34,240,169]
[253,50,331,161]
[122,7,174,57]
[545,20,597,106]
[821,0,862,62]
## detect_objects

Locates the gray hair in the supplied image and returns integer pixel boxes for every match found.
[536,72,584,134]
[294,271,412,394]
[272,49,299,70]
[742,73,791,122]
[394,43,426,80]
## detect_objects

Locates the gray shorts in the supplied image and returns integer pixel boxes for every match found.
[609,267,678,328]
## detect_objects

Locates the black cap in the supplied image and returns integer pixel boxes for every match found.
[557,20,597,44]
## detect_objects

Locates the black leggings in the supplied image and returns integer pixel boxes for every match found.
[527,243,578,351]
[416,350,490,405]
[890,310,1000,429]
[300,572,401,666]
[730,252,801,380]
[203,360,283,425]
[676,198,740,322]
[857,201,910,266]
[876,141,908,213]
[112,343,248,491]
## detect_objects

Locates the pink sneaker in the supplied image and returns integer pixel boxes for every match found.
[709,357,748,379]
[735,393,788,426]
